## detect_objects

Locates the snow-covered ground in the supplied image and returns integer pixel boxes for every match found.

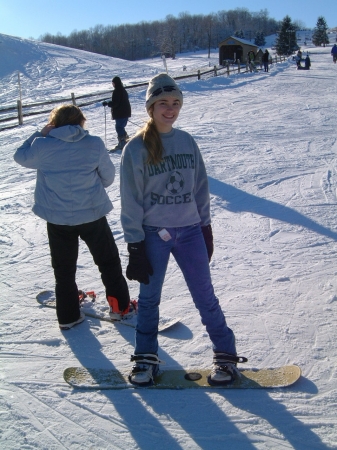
[1,33,337,449]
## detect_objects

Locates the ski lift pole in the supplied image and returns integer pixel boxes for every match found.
[104,105,107,148]
[17,71,23,125]
[128,119,142,127]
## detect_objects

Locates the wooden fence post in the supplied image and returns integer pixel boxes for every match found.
[237,59,240,73]
[197,70,200,80]
[226,62,230,77]
[18,72,22,103]
[214,65,217,76]
[71,93,76,105]
[17,100,23,125]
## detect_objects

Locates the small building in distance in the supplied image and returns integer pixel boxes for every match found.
[219,36,259,65]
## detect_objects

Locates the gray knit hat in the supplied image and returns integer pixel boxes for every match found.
[145,73,183,113]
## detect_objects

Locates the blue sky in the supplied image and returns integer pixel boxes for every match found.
[0,0,335,40]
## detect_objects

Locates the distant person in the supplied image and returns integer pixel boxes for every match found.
[262,49,269,72]
[247,51,255,63]
[120,73,246,387]
[14,104,132,330]
[295,49,303,69]
[247,51,256,72]
[331,44,337,63]
[304,54,311,70]
[102,76,131,150]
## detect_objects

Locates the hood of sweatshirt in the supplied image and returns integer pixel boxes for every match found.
[49,125,88,143]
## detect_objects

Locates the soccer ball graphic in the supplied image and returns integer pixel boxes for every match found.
[166,171,184,194]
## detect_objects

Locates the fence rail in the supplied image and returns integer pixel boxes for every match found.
[0,55,287,131]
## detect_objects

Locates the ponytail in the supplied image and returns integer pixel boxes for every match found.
[135,108,164,165]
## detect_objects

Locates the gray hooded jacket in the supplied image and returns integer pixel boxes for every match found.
[14,125,115,225]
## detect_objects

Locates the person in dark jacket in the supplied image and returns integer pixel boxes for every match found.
[14,104,133,330]
[262,49,269,72]
[103,76,131,150]
[304,54,311,70]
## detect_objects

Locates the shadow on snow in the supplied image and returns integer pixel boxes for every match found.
[208,177,337,241]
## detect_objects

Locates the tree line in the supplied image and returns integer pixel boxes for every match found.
[40,8,283,60]
[40,9,330,60]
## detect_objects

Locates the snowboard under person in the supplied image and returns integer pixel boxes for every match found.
[120,73,246,387]
[102,76,131,150]
[14,104,133,330]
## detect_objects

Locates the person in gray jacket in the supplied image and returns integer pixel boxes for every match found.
[120,74,246,387]
[14,104,132,330]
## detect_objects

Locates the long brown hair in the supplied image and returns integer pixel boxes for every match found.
[49,104,86,128]
[135,106,164,165]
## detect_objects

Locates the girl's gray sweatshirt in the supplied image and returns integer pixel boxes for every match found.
[120,128,211,243]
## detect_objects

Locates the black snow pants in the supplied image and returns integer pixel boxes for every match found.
[47,216,130,324]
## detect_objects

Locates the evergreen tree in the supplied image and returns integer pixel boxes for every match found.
[234,30,244,39]
[276,16,298,55]
[255,31,266,46]
[312,16,329,47]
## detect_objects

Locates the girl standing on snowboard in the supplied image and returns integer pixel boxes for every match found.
[14,105,133,330]
[120,74,246,386]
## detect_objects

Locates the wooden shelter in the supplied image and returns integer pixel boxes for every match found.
[219,36,259,65]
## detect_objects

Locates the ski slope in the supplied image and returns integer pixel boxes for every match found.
[1,33,337,449]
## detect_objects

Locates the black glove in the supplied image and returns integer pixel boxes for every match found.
[126,241,153,284]
[201,224,214,262]
[102,101,108,106]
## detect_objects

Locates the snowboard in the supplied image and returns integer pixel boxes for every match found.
[36,290,180,333]
[63,365,301,390]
